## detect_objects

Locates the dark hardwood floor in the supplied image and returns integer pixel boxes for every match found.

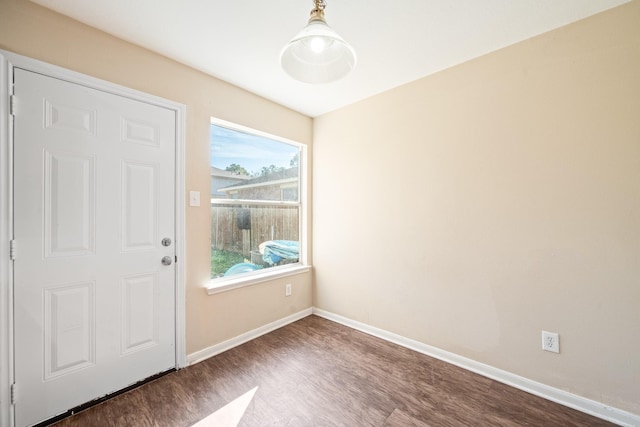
[52,315,615,426]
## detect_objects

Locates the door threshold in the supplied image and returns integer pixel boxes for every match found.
[33,368,177,427]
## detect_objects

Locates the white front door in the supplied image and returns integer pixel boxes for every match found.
[13,68,177,426]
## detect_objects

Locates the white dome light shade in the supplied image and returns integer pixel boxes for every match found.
[280,7,356,84]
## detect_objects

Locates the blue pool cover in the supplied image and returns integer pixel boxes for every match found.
[262,240,299,265]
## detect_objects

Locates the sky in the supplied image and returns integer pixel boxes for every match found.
[210,124,298,175]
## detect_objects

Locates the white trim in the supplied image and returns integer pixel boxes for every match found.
[0,49,188,425]
[187,308,313,365]
[173,91,187,369]
[219,177,298,193]
[312,308,640,427]
[210,198,299,207]
[299,143,308,266]
[207,264,311,295]
[0,50,15,427]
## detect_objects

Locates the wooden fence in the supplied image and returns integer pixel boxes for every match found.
[211,204,299,258]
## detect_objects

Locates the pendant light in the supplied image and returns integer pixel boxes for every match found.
[280,0,356,84]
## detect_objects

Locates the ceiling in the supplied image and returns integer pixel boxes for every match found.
[30,0,628,117]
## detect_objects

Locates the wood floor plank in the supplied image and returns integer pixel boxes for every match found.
[384,408,433,427]
[51,315,616,427]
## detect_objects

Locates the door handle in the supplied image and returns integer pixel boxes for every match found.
[161,256,173,266]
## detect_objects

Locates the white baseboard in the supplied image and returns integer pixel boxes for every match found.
[187,308,313,365]
[312,308,640,427]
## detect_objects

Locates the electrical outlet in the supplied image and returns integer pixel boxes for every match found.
[285,284,292,297]
[542,331,560,353]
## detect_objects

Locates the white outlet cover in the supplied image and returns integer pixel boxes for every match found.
[542,331,560,353]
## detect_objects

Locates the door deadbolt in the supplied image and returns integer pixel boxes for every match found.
[161,237,172,247]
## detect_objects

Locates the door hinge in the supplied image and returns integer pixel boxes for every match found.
[9,240,16,260]
[10,383,17,405]
[9,95,16,116]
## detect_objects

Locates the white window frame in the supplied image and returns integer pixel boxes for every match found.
[207,118,310,295]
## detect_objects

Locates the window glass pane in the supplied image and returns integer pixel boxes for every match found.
[210,123,302,280]
[210,124,299,202]
[210,204,300,278]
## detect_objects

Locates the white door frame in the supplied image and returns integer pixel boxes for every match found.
[0,49,187,427]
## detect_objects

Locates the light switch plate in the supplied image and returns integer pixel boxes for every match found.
[189,190,200,207]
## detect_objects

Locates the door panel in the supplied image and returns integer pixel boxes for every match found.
[122,161,157,250]
[44,151,96,257]
[121,273,159,354]
[43,282,95,380]
[13,68,176,427]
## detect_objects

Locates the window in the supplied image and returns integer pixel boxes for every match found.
[209,119,306,289]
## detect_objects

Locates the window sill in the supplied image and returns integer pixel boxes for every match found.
[206,264,312,295]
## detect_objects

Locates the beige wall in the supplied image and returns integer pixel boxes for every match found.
[0,0,313,355]
[313,1,640,415]
[2,0,639,417]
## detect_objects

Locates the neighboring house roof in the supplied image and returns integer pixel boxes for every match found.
[210,166,251,180]
[218,167,298,193]
[210,166,251,197]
